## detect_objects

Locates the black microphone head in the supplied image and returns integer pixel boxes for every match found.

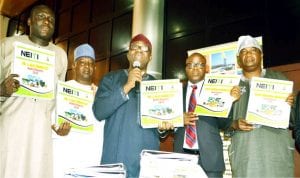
[133,61,141,68]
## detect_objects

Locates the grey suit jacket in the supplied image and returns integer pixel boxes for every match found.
[173,83,232,172]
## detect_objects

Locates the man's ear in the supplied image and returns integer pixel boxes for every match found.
[127,53,130,60]
[27,18,31,26]
[237,55,242,67]
[72,62,76,70]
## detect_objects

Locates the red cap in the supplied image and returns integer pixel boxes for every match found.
[130,34,152,51]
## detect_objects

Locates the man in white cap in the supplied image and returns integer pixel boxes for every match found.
[52,43,104,178]
[228,35,295,177]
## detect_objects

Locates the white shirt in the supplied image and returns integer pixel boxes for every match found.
[52,80,105,178]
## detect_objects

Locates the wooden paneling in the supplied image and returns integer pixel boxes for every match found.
[0,0,37,17]
[166,0,207,38]
[57,0,73,11]
[66,69,74,81]
[72,0,91,33]
[57,9,71,37]
[160,133,174,152]
[270,63,300,91]
[111,13,132,55]
[89,22,112,60]
[68,32,88,69]
[114,0,133,14]
[94,59,109,85]
[91,0,113,23]
[110,53,128,71]
[54,0,134,81]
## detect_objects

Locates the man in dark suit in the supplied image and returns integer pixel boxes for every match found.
[173,52,240,178]
[295,91,300,150]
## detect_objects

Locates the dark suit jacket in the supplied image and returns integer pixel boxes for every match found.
[295,91,300,149]
[173,83,232,173]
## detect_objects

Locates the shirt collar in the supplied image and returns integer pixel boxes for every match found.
[240,69,266,82]
[187,80,204,89]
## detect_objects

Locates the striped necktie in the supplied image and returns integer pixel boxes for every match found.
[185,85,197,148]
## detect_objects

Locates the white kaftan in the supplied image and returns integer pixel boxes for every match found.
[0,35,67,178]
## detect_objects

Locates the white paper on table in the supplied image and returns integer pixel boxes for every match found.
[139,150,207,178]
[64,163,126,178]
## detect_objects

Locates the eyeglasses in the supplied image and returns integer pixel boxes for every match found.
[186,63,206,69]
[130,44,149,52]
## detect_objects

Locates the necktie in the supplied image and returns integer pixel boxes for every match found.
[185,85,197,148]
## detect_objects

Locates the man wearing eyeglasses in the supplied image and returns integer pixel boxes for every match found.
[173,53,240,178]
[92,34,172,177]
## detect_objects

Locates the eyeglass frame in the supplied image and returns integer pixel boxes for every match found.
[185,62,206,69]
[129,44,150,52]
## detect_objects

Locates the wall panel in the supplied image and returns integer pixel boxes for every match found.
[111,13,132,56]
[68,32,89,69]
[94,59,110,85]
[110,53,128,71]
[91,0,113,23]
[71,0,91,33]
[57,10,71,37]
[166,0,208,38]
[89,22,112,60]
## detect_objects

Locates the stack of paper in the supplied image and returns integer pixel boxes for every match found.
[64,163,126,178]
[139,150,207,178]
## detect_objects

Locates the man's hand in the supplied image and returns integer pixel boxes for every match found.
[0,74,20,97]
[52,121,71,136]
[230,85,241,102]
[231,119,254,131]
[286,93,295,107]
[184,112,198,126]
[158,121,174,131]
[91,83,97,96]
[123,68,142,94]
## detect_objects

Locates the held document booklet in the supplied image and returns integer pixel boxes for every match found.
[246,77,293,128]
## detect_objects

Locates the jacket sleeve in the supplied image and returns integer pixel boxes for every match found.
[295,91,300,149]
[217,107,234,130]
[92,73,129,121]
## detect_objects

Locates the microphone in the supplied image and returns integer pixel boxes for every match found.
[133,61,141,69]
[133,61,141,93]
[133,61,141,124]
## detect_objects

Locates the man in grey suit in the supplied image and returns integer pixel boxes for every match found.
[173,52,240,178]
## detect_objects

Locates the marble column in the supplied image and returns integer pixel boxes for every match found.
[132,0,164,79]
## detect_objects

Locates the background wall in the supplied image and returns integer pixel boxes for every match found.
[164,0,300,80]
[53,0,134,86]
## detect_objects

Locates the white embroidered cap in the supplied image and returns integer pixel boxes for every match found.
[237,35,262,54]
